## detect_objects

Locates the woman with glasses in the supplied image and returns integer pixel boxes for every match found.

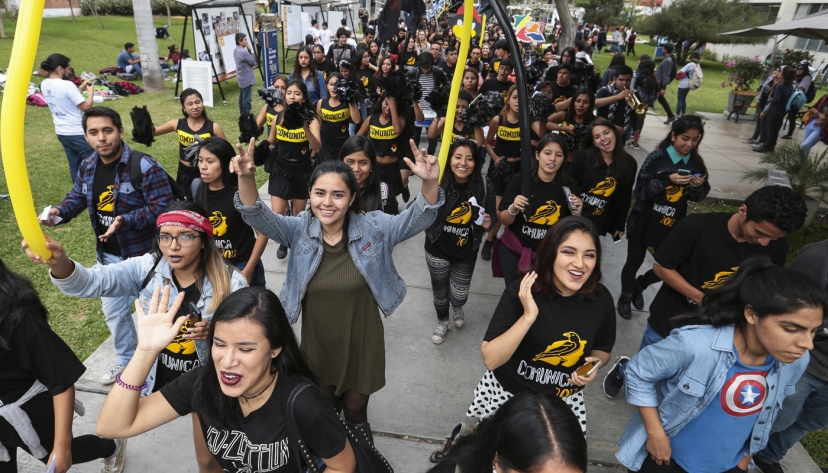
[24,201,247,473]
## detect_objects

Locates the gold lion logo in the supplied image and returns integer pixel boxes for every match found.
[446,201,473,225]
[532,332,586,367]
[528,200,561,226]
[209,211,228,237]
[702,267,739,290]
[97,185,115,212]
[589,177,617,197]
[665,185,684,203]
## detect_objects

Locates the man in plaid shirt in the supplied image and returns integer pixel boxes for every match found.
[44,107,174,384]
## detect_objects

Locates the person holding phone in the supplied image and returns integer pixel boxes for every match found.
[468,217,616,432]
[23,201,248,473]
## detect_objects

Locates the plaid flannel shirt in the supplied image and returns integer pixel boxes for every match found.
[55,142,174,259]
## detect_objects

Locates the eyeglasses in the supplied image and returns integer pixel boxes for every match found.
[157,234,200,248]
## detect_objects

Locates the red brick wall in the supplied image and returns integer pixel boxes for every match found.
[44,0,72,9]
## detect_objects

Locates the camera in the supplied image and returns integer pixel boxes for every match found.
[257,87,282,107]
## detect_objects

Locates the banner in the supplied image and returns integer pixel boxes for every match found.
[260,30,280,87]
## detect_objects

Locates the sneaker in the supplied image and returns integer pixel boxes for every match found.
[617,295,632,320]
[100,364,125,385]
[632,277,645,310]
[101,438,126,472]
[663,116,676,125]
[743,138,757,144]
[451,305,465,328]
[753,457,784,473]
[276,244,288,259]
[402,186,411,203]
[602,356,629,399]
[629,142,640,150]
[481,240,493,261]
[432,321,450,344]
[780,135,792,140]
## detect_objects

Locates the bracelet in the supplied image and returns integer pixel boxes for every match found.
[115,373,147,392]
[508,204,519,216]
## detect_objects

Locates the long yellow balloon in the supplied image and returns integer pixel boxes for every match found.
[1,0,51,259]
[438,0,474,179]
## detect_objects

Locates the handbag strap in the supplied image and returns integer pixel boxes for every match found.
[285,381,320,473]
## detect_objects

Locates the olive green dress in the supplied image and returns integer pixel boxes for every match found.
[301,238,386,396]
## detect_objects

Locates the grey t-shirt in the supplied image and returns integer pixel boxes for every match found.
[790,240,828,382]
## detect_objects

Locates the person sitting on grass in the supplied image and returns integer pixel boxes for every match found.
[117,42,142,77]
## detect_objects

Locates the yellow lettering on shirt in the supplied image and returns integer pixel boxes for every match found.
[322,108,350,123]
[275,125,307,143]
[370,125,400,140]
[497,126,521,141]
[177,130,213,147]
[266,112,275,127]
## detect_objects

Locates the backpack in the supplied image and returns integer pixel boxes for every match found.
[787,89,807,112]
[668,57,678,81]
[805,81,817,103]
[79,150,187,202]
[688,63,703,90]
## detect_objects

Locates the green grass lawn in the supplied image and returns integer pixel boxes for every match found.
[0,15,272,360]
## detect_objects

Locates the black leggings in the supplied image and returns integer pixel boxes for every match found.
[760,106,787,151]
[320,386,370,424]
[0,392,117,473]
[413,126,439,155]
[785,106,801,137]
[499,243,523,287]
[620,239,662,295]
[656,94,674,119]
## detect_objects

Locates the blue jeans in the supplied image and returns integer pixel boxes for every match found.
[620,323,665,379]
[676,88,690,116]
[802,120,826,156]
[239,85,253,114]
[57,134,94,182]
[99,252,138,366]
[126,64,143,77]
[358,98,370,121]
[755,371,828,464]
[230,259,266,287]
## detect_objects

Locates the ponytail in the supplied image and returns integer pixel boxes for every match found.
[41,53,71,73]
[672,256,826,330]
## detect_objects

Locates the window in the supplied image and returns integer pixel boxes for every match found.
[794,3,828,53]
[750,3,780,22]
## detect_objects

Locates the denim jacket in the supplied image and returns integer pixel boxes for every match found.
[616,324,807,470]
[425,178,496,252]
[234,189,444,323]
[51,253,248,394]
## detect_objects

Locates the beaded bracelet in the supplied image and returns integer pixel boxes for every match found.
[115,373,147,391]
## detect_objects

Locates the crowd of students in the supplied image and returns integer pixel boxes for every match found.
[4,26,828,473]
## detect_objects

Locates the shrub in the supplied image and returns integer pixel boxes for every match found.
[80,0,188,17]
[700,49,717,63]
[772,49,815,70]
[722,55,765,91]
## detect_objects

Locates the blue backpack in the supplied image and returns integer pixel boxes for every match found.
[787,89,807,111]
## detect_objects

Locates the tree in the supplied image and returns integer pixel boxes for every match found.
[132,0,165,92]
[88,0,105,29]
[575,0,625,27]
[67,0,76,22]
[637,0,765,64]
[163,0,173,27]
[554,0,577,49]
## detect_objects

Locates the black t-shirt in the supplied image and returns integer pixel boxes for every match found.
[484,282,616,397]
[480,78,514,103]
[207,186,257,265]
[438,62,458,82]
[567,150,637,236]
[314,58,336,81]
[153,274,202,391]
[93,157,122,257]
[161,370,347,473]
[425,182,477,263]
[0,312,86,405]
[499,173,576,251]
[354,68,374,98]
[648,213,788,338]
[466,59,484,74]
[595,85,633,131]
[550,81,577,105]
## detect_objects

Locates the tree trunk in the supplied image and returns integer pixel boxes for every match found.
[133,0,165,91]
[0,1,6,39]
[68,0,76,22]
[164,0,172,27]
[554,0,576,50]
[89,0,105,29]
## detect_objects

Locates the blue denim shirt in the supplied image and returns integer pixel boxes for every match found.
[51,253,248,394]
[616,324,806,471]
[234,189,444,323]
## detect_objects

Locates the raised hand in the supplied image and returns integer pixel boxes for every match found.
[404,139,439,183]
[134,285,187,355]
[230,137,258,177]
[518,271,539,323]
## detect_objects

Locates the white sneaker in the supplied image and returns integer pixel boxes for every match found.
[101,438,126,473]
[100,364,125,385]
[451,305,465,328]
[432,321,450,344]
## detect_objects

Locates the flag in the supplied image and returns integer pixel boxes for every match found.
[401,0,427,35]
[376,0,402,44]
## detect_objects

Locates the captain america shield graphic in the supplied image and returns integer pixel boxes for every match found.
[721,371,768,417]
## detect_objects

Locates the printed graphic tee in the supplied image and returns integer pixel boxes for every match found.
[484,283,616,398]
[207,186,256,265]
[425,182,477,263]
[40,78,86,135]
[499,173,576,251]
[161,369,347,473]
[670,349,775,473]
[93,157,122,257]
[480,78,514,102]
[153,274,201,391]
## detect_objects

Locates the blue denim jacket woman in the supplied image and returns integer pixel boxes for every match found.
[615,259,826,471]
[289,49,328,108]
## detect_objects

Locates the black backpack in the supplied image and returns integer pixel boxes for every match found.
[79,150,187,201]
[668,56,678,81]
[805,81,817,104]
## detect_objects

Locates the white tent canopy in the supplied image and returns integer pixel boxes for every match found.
[720,8,828,41]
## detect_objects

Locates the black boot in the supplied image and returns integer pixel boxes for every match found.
[632,277,645,310]
[617,294,632,320]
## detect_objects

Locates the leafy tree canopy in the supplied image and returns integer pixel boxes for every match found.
[576,0,626,27]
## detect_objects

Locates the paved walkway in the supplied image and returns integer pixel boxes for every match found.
[17,115,825,473]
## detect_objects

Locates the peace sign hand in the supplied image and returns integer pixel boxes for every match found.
[404,139,439,183]
[230,138,258,177]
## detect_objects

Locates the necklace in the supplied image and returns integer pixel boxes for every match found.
[240,372,276,403]
[323,227,343,240]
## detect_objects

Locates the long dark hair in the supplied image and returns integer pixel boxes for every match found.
[439,138,486,204]
[309,159,362,215]
[180,88,209,119]
[658,114,707,175]
[584,118,635,188]
[195,287,317,430]
[635,58,658,97]
[428,392,588,473]
[532,133,574,186]
[672,256,826,331]
[0,258,49,350]
[560,47,576,65]
[528,216,602,299]
[339,136,382,212]
[194,137,239,210]
[292,46,320,91]
[282,80,319,123]
[566,87,595,124]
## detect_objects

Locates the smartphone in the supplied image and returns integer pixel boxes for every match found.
[574,359,602,377]
[693,173,707,179]
[561,186,579,211]
[677,169,691,176]
[188,302,202,325]
[613,233,622,244]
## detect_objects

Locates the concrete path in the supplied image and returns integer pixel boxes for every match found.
[17,116,825,472]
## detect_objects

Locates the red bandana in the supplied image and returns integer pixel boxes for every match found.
[156,210,214,237]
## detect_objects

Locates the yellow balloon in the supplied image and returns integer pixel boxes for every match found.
[1,0,51,260]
